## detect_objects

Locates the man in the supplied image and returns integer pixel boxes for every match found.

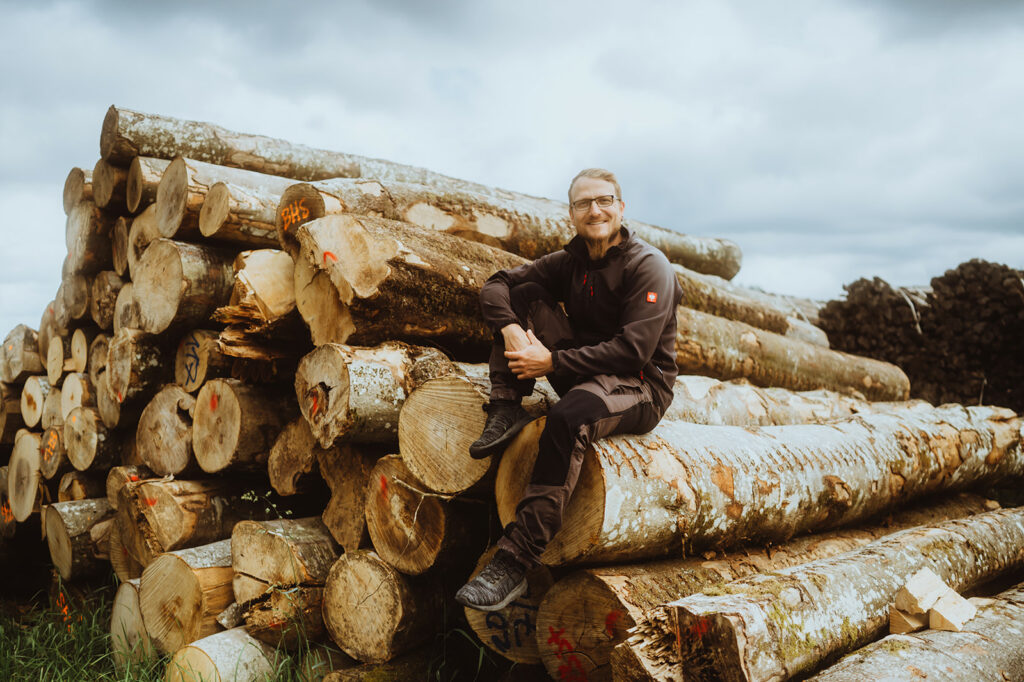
[455,168,683,611]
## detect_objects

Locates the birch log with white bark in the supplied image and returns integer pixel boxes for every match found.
[110,578,156,669]
[671,507,1024,682]
[292,213,525,353]
[2,325,44,384]
[136,385,196,476]
[495,404,1022,566]
[538,492,994,682]
[294,342,454,449]
[44,498,114,580]
[63,167,92,214]
[126,156,169,214]
[676,307,910,401]
[163,627,274,682]
[808,582,1024,681]
[133,238,235,334]
[139,539,235,654]
[193,379,295,473]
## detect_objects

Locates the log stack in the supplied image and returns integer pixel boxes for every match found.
[0,105,1021,682]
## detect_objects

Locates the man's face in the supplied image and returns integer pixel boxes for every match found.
[569,177,624,244]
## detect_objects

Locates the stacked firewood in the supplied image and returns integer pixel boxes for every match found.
[1,106,1022,682]
[819,260,1024,411]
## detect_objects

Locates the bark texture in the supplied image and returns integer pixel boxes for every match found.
[2,325,44,384]
[90,271,124,331]
[126,156,169,214]
[44,498,114,580]
[230,517,339,603]
[163,627,274,682]
[267,418,324,496]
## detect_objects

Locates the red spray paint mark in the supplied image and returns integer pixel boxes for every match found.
[547,627,589,682]
[604,610,623,638]
[129,475,139,482]
[117,391,123,403]
[210,393,218,411]
[144,498,157,507]
[323,250,337,264]
[379,475,388,496]
[689,618,711,638]
[310,395,319,416]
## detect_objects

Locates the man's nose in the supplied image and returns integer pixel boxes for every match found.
[588,200,603,215]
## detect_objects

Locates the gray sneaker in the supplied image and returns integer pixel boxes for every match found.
[455,550,528,612]
[468,400,533,459]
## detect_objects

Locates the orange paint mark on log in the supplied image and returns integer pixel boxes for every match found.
[210,393,218,411]
[70,414,77,424]
[310,395,319,416]
[379,474,388,496]
[144,498,157,507]
[688,618,710,638]
[129,475,139,481]
[711,465,735,498]
[117,391,123,403]
[604,610,623,638]
[280,198,309,233]
[323,251,337,264]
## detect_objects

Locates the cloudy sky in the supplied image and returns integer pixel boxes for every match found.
[1,0,1022,335]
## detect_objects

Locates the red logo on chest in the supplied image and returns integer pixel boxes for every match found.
[646,291,658,303]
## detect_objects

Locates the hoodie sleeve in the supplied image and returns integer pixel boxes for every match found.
[479,251,570,331]
[551,249,679,376]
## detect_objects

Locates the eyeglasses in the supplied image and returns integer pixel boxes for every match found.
[570,195,618,213]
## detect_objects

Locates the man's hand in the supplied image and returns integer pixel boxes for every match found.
[501,323,531,353]
[504,329,553,379]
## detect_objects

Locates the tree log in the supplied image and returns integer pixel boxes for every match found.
[96,369,135,429]
[174,329,232,393]
[671,506,1024,681]
[243,585,326,650]
[225,249,296,323]
[809,582,1024,681]
[61,273,91,322]
[540,492,995,682]
[60,373,95,421]
[38,301,64,368]
[20,376,49,428]
[318,444,380,552]
[2,325,44,384]
[8,430,43,521]
[63,167,92,215]
[40,426,71,480]
[58,470,106,501]
[365,455,488,575]
[112,216,130,276]
[292,253,352,348]
[134,238,235,334]
[87,332,109,389]
[69,327,98,374]
[295,342,454,449]
[136,385,196,476]
[496,404,1022,566]
[44,498,114,580]
[268,417,324,496]
[40,384,62,431]
[0,466,14,540]
[231,517,340,604]
[113,282,141,333]
[274,180,400,256]
[110,578,156,669]
[0,382,24,444]
[292,213,525,353]
[46,334,71,386]
[92,158,128,211]
[107,327,168,404]
[109,521,144,582]
[126,204,160,278]
[139,539,235,654]
[105,465,153,511]
[89,271,124,331]
[200,179,296,247]
[322,549,443,663]
[398,368,556,495]
[676,307,910,401]
[163,627,274,682]
[193,379,295,473]
[65,199,114,275]
[126,156,169,214]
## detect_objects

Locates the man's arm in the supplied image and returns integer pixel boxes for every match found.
[479,252,569,330]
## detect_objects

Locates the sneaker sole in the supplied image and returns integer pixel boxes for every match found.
[456,577,528,612]
[468,414,535,459]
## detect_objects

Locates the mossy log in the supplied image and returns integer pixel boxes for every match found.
[671,506,1024,681]
[496,404,1022,566]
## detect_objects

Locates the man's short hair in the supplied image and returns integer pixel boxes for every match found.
[569,168,622,202]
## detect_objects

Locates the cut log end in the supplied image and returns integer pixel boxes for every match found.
[198,181,231,238]
[155,156,188,238]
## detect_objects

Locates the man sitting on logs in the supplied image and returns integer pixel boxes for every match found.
[455,168,683,611]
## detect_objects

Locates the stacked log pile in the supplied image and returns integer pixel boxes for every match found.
[0,106,1021,682]
[820,260,1024,411]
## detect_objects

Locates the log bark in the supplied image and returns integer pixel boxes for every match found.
[20,376,51,428]
[87,332,109,390]
[318,444,379,552]
[193,379,295,473]
[65,199,114,275]
[89,271,124,330]
[60,373,95,421]
[174,329,232,393]
[126,156,169,214]
[8,430,43,521]
[292,213,525,353]
[139,539,235,654]
[163,627,274,682]
[156,155,297,244]
[92,158,128,211]
[463,545,556,665]
[268,417,324,496]
[63,167,92,215]
[538,492,995,682]
[109,521,144,581]
[40,384,62,430]
[322,549,443,663]
[809,583,1024,681]
[365,455,488,575]
[58,470,106,501]
[136,385,196,476]
[676,307,910,401]
[61,273,91,322]
[274,180,401,256]
[495,404,1023,566]
[105,464,153,511]
[110,578,157,669]
[2,325,44,384]
[230,517,340,603]
[113,282,141,333]
[295,342,454,449]
[243,585,326,649]
[126,204,160,277]
[44,498,114,580]
[134,238,235,334]
[0,382,25,444]
[112,216,129,276]
[46,334,71,386]
[398,368,556,495]
[671,506,1024,681]
[40,426,71,480]
[107,327,168,404]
